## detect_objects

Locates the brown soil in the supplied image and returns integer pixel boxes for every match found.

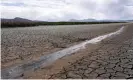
[2,23,128,69]
[15,23,133,79]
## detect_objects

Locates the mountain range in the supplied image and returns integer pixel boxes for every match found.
[69,18,96,22]
[69,19,133,22]
[1,17,133,22]
[1,17,33,23]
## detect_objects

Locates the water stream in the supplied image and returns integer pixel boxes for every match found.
[1,26,125,79]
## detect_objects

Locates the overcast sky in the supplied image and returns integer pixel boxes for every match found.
[1,0,133,21]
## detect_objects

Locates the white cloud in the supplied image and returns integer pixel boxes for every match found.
[1,0,133,21]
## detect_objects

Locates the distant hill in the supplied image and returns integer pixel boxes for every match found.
[69,18,97,22]
[1,17,132,28]
[1,17,33,23]
[1,17,133,23]
[100,20,133,22]
[13,17,33,22]
[1,17,38,27]
[126,20,133,22]
[69,18,133,22]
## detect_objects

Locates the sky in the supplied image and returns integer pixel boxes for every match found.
[1,0,133,21]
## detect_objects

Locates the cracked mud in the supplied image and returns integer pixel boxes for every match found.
[50,24,133,79]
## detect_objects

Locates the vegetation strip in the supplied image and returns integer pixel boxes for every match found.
[1,21,125,28]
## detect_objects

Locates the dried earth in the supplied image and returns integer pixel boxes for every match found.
[49,23,133,79]
[1,23,127,68]
[1,23,133,79]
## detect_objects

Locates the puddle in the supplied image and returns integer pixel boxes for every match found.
[1,26,125,79]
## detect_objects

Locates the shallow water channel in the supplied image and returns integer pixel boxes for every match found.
[1,26,125,79]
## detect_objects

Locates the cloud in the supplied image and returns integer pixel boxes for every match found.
[1,0,133,21]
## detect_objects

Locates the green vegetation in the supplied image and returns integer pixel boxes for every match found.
[1,21,125,28]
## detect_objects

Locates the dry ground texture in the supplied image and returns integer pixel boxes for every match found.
[16,23,133,79]
[48,23,133,79]
[1,23,128,69]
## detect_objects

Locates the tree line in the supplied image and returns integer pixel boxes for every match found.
[1,21,124,28]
